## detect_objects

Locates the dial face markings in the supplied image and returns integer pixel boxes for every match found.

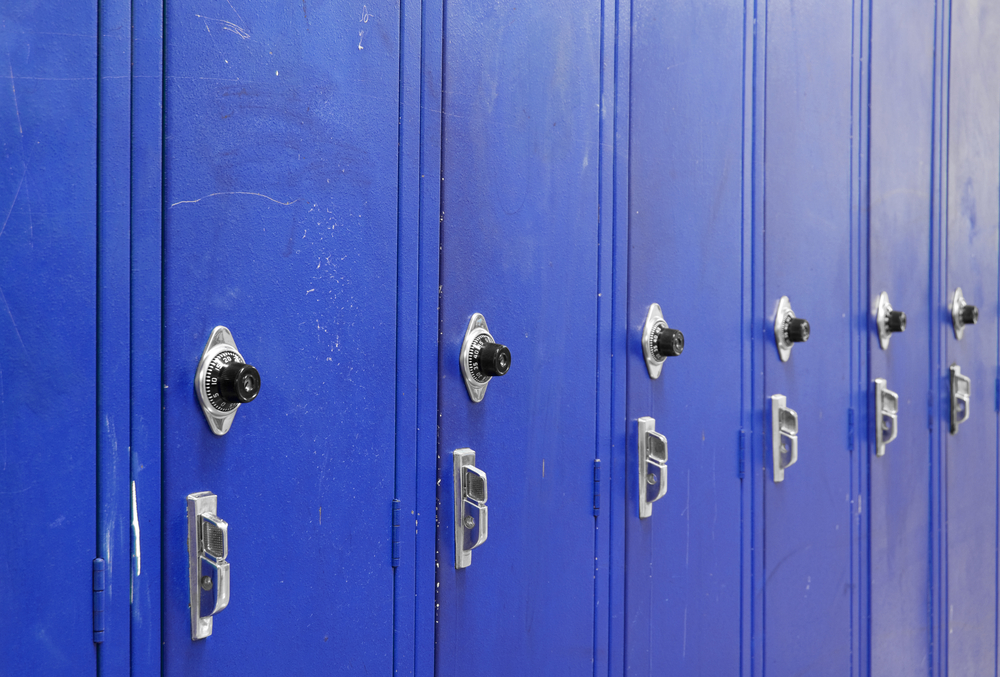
[205,350,242,412]
[467,334,493,384]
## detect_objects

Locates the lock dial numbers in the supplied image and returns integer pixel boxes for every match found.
[195,326,260,435]
[460,313,510,403]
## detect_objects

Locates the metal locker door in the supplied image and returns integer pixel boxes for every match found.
[161,1,402,672]
[943,1,1000,672]
[625,0,746,674]
[434,3,603,675]
[760,1,858,674]
[0,3,99,673]
[867,0,936,673]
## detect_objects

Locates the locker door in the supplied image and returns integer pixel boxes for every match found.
[434,3,602,675]
[0,4,98,673]
[943,0,1000,672]
[761,0,857,674]
[867,0,936,672]
[625,0,745,674]
[161,1,401,672]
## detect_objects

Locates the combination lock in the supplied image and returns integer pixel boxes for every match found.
[774,296,810,362]
[460,313,511,403]
[196,326,261,435]
[641,303,684,379]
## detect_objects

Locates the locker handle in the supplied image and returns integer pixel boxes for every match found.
[187,492,231,640]
[874,378,899,456]
[637,417,668,518]
[770,395,798,482]
[950,365,971,434]
[454,449,489,569]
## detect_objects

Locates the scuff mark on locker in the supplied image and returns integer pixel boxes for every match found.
[131,480,141,578]
[0,170,25,241]
[0,286,27,355]
[170,191,298,207]
[194,14,250,39]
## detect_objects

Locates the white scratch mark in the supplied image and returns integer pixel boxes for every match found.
[360,5,374,22]
[306,289,315,294]
[0,286,27,355]
[170,191,298,208]
[8,62,23,136]
[131,480,141,578]
[682,606,688,658]
[224,0,245,25]
[194,15,250,39]
[0,170,25,240]
[358,30,365,50]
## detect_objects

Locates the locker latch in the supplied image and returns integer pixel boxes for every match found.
[641,304,685,379]
[769,395,798,482]
[875,291,907,350]
[774,296,810,362]
[950,365,971,434]
[637,417,668,518]
[453,449,488,569]
[460,313,511,403]
[195,326,261,435]
[874,378,899,456]
[951,287,979,340]
[187,491,231,640]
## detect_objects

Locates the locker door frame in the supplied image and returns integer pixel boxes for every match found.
[124,0,430,672]
[745,0,870,674]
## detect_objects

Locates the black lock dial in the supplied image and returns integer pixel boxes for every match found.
[650,323,684,359]
[961,305,979,325]
[467,334,511,383]
[887,310,906,333]
[204,351,261,412]
[785,317,810,343]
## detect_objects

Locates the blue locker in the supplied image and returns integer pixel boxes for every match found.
[942,0,1000,673]
[0,3,99,673]
[758,0,860,674]
[160,0,403,671]
[625,0,746,674]
[433,2,605,675]
[866,0,936,673]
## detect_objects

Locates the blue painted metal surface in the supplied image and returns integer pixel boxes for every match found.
[129,0,164,671]
[867,0,936,672]
[0,2,98,673]
[161,0,402,672]
[434,2,604,674]
[942,1,1000,673]
[97,0,132,672]
[414,1,444,675]
[760,0,859,674]
[625,1,746,674]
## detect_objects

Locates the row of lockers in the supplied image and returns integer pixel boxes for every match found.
[2,0,999,675]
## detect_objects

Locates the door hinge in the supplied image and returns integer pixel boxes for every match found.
[592,459,601,516]
[93,558,105,643]
[847,408,855,452]
[994,375,999,413]
[391,499,401,568]
[738,430,747,479]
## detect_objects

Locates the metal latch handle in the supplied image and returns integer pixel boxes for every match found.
[770,395,798,482]
[874,378,899,456]
[187,492,231,640]
[454,449,489,569]
[950,365,971,434]
[637,417,668,518]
